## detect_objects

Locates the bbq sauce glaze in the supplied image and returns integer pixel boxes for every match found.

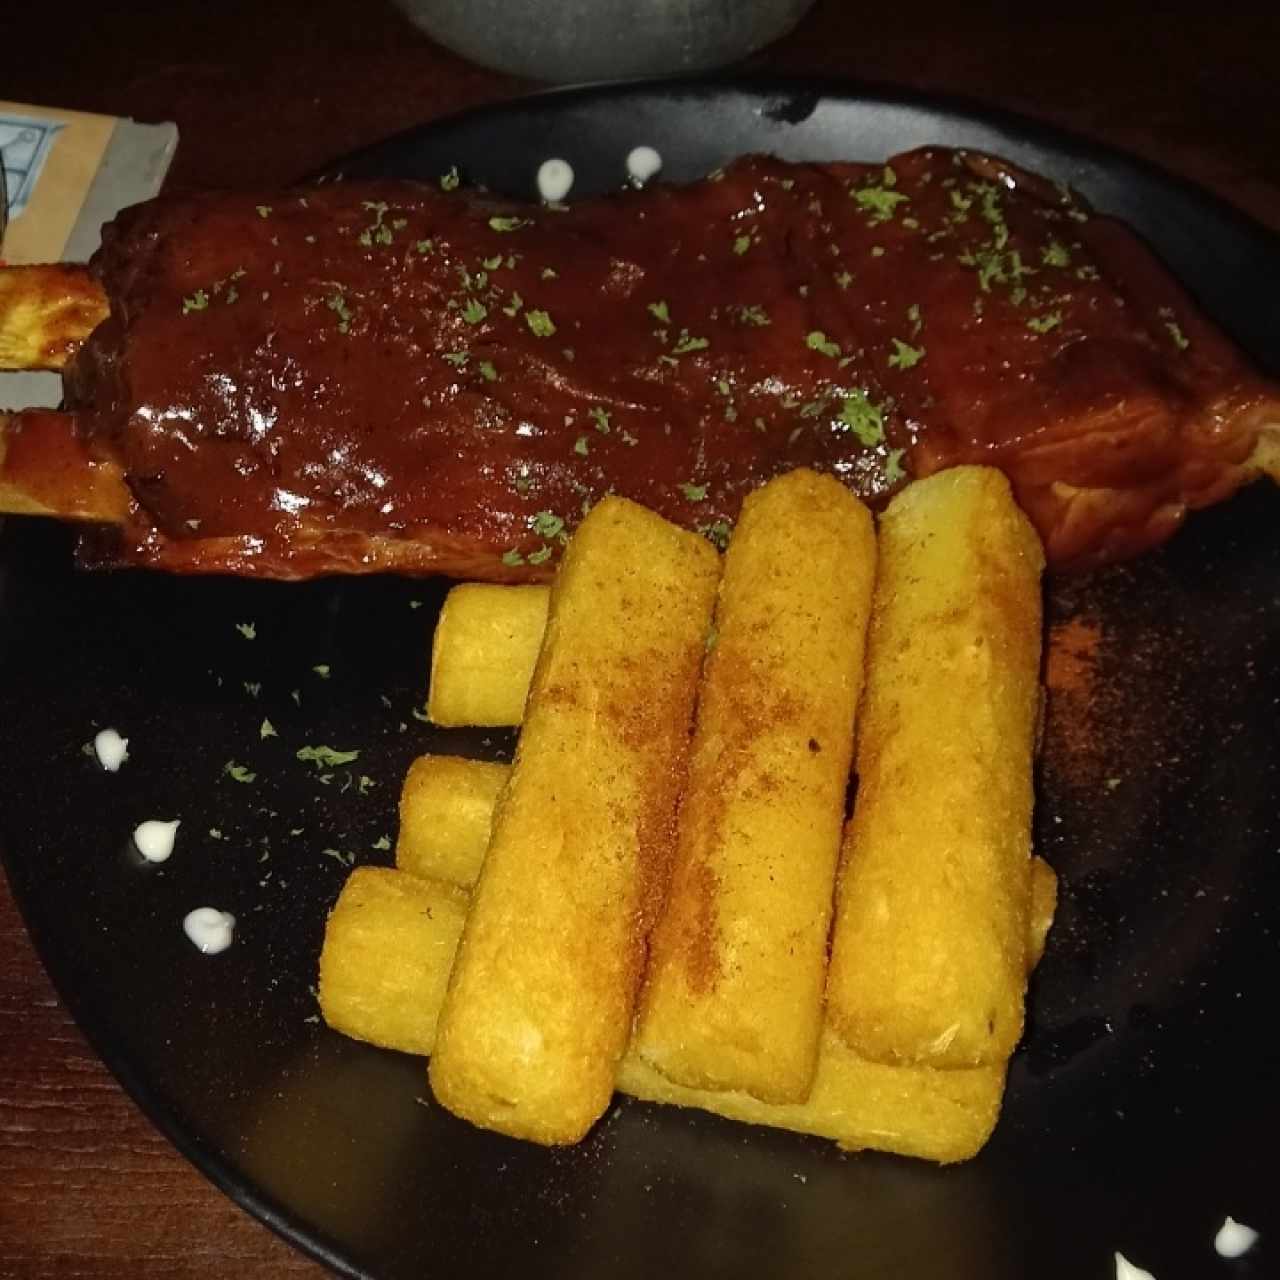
[66,150,1276,579]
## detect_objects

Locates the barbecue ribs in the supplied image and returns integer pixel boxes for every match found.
[1,149,1276,578]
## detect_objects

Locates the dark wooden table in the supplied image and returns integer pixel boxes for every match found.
[2,1,1277,1273]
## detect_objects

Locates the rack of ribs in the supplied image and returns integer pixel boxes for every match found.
[1,148,1276,580]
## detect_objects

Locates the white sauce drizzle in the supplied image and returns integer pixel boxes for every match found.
[133,819,180,863]
[536,158,574,204]
[93,728,129,772]
[1214,1216,1258,1259]
[1114,1252,1156,1280]
[183,907,236,955]
[626,145,662,187]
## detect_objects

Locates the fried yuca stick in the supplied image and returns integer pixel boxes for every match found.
[318,867,470,1056]
[826,466,1045,1068]
[387,752,1059,961]
[631,469,875,1104]
[396,755,509,888]
[428,496,720,1145]
[615,1034,1003,1163]
[427,584,550,727]
[316,861,1056,1162]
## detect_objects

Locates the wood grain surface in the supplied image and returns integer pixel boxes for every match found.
[2,0,1277,1274]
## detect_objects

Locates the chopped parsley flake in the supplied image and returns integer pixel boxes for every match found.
[297,745,360,768]
[805,330,842,359]
[647,300,670,324]
[728,303,770,327]
[852,183,910,224]
[235,621,256,640]
[243,681,261,698]
[907,303,922,334]
[697,519,733,550]
[415,239,434,255]
[541,266,558,280]
[671,330,710,356]
[885,447,907,483]
[502,548,525,566]
[502,291,524,318]
[1027,310,1063,334]
[461,298,488,325]
[358,200,394,248]
[1042,240,1072,268]
[312,664,331,679]
[224,761,257,784]
[525,309,556,337]
[962,245,1036,295]
[574,434,590,456]
[372,836,392,852]
[478,360,498,382]
[732,234,753,256]
[680,482,708,502]
[836,390,885,447]
[589,406,611,433]
[260,718,277,740]
[482,254,503,270]
[834,270,854,289]
[327,290,353,334]
[182,289,210,315]
[527,544,554,566]
[888,338,925,369]
[442,351,469,367]
[489,215,530,232]
[1164,319,1190,350]
[256,205,272,218]
[440,166,460,191]
[530,510,566,540]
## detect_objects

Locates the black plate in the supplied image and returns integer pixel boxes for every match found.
[2,80,1278,1280]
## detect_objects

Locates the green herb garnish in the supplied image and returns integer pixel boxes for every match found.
[836,390,885,447]
[525,309,556,337]
[297,745,361,768]
[888,338,925,369]
[805,330,842,359]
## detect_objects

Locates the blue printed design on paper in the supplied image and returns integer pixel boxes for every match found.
[1,113,64,222]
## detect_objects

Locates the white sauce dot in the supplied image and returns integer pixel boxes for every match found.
[133,819,180,863]
[626,145,662,187]
[93,728,129,772]
[1114,1252,1156,1280]
[1214,1216,1258,1259]
[183,907,236,955]
[537,158,574,204]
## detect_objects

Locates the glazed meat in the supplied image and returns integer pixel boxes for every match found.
[5,149,1278,578]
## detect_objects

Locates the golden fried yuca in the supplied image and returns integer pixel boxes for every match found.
[396,755,510,888]
[428,497,720,1145]
[616,1033,1004,1164]
[320,859,1055,1061]
[826,466,1045,1069]
[316,869,1037,1161]
[389,751,1057,979]
[1028,854,1058,972]
[318,867,469,1056]
[632,469,876,1104]
[426,583,550,726]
